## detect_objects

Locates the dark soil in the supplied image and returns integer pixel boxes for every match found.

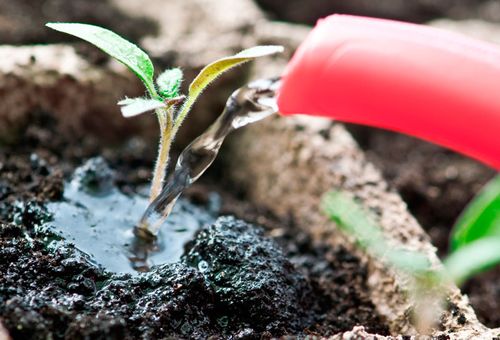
[347,126,499,328]
[0,112,389,339]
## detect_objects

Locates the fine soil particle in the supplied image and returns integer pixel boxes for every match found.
[0,113,389,338]
[348,126,498,328]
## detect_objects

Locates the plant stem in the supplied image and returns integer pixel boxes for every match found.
[149,107,173,202]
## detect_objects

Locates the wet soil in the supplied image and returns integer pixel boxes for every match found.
[348,126,499,328]
[0,112,389,339]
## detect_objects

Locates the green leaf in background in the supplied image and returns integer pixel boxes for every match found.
[322,190,384,250]
[174,45,284,130]
[444,237,500,285]
[321,190,431,274]
[46,23,157,96]
[118,97,165,118]
[450,174,500,251]
[323,184,500,288]
[157,68,183,99]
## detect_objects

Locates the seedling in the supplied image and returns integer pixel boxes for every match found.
[322,180,500,330]
[46,22,283,202]
[322,172,500,284]
[321,191,432,275]
[321,191,443,332]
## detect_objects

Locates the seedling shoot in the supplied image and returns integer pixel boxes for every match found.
[46,22,283,230]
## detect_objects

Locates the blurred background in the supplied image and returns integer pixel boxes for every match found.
[257,0,500,24]
[2,0,500,44]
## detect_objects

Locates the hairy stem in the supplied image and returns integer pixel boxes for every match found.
[149,107,173,202]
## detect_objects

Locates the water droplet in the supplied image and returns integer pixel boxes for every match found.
[198,260,209,273]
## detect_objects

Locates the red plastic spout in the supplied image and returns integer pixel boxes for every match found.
[278,15,500,169]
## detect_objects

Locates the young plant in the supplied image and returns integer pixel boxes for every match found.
[321,191,440,333]
[322,181,500,328]
[322,175,500,285]
[46,22,283,202]
[321,191,443,333]
[321,191,431,275]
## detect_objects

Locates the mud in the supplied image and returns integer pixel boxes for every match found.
[0,114,388,338]
[45,157,216,274]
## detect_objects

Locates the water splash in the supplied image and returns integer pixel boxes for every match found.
[135,78,281,239]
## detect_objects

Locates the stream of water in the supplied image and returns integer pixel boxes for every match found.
[135,77,281,239]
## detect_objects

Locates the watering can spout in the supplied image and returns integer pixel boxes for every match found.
[277,14,500,170]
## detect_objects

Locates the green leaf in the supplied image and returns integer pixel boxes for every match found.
[444,237,500,285]
[46,22,156,96]
[322,191,384,249]
[321,191,431,274]
[174,45,284,130]
[387,249,433,274]
[157,68,183,99]
[450,174,500,251]
[118,97,165,118]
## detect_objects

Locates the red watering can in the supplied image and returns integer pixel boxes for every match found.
[277,15,500,169]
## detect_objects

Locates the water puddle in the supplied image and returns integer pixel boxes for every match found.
[41,157,217,274]
[38,77,279,274]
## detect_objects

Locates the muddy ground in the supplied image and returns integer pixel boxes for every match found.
[0,113,389,339]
